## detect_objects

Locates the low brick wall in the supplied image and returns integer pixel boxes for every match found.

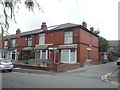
[54,63,80,72]
[13,64,51,71]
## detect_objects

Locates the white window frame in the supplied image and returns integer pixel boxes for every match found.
[65,32,73,43]
[4,41,8,48]
[28,37,32,46]
[36,50,48,59]
[61,49,77,63]
[12,39,16,47]
[39,34,45,45]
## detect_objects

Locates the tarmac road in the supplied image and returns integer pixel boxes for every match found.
[2,62,119,88]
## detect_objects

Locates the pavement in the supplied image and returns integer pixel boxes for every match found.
[108,69,120,85]
[13,68,58,75]
[101,65,120,86]
[13,63,120,86]
[13,63,95,75]
[3,62,119,88]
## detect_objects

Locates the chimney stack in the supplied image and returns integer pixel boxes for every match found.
[82,21,87,28]
[90,27,94,32]
[16,28,21,34]
[41,22,47,30]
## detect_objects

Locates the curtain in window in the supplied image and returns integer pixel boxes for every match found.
[42,50,46,59]
[39,34,45,44]
[61,49,76,63]
[65,32,72,43]
[70,49,75,62]
[61,50,69,62]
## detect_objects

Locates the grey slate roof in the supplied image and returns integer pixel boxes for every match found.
[9,29,42,39]
[34,45,48,50]
[52,23,79,30]
[5,23,99,39]
[58,44,77,49]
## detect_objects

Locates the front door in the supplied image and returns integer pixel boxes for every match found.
[49,49,54,61]
[49,48,59,63]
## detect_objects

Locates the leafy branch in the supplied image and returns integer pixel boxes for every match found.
[0,0,41,38]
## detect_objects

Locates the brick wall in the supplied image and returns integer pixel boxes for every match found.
[46,31,64,44]
[16,37,27,50]
[55,63,80,72]
[0,40,3,49]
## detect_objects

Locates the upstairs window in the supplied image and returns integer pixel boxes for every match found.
[65,32,73,43]
[28,37,32,46]
[11,39,16,47]
[4,41,8,48]
[39,34,45,45]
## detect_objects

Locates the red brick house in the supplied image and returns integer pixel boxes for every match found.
[0,22,99,69]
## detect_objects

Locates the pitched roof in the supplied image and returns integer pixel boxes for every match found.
[50,23,99,37]
[5,23,99,39]
[52,23,79,30]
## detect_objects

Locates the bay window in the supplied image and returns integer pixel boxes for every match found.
[61,49,76,63]
[36,50,48,59]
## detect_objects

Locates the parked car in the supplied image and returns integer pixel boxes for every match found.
[116,57,120,65]
[0,58,14,72]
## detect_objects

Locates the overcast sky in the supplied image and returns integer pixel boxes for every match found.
[7,0,119,40]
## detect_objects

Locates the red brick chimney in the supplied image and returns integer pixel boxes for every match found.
[90,27,94,32]
[16,28,21,34]
[41,22,47,30]
[82,21,87,28]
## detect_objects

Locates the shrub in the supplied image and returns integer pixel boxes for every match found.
[95,61,103,65]
[108,52,113,62]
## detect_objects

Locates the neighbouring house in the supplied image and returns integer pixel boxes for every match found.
[0,22,99,71]
[108,40,120,60]
[108,40,120,50]
[99,52,108,62]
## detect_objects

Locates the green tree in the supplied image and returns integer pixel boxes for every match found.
[94,30,100,35]
[98,36,109,52]
[0,0,41,37]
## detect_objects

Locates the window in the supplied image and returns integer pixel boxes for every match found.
[28,37,32,46]
[110,47,114,50]
[87,48,92,61]
[12,51,16,59]
[61,49,76,63]
[2,53,6,58]
[65,32,73,43]
[11,39,16,47]
[4,41,8,48]
[39,34,45,44]
[36,50,48,59]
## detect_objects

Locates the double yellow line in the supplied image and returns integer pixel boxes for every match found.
[101,72,120,85]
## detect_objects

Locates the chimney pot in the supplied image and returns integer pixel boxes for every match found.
[41,22,47,30]
[82,21,87,28]
[16,28,21,34]
[90,27,94,32]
